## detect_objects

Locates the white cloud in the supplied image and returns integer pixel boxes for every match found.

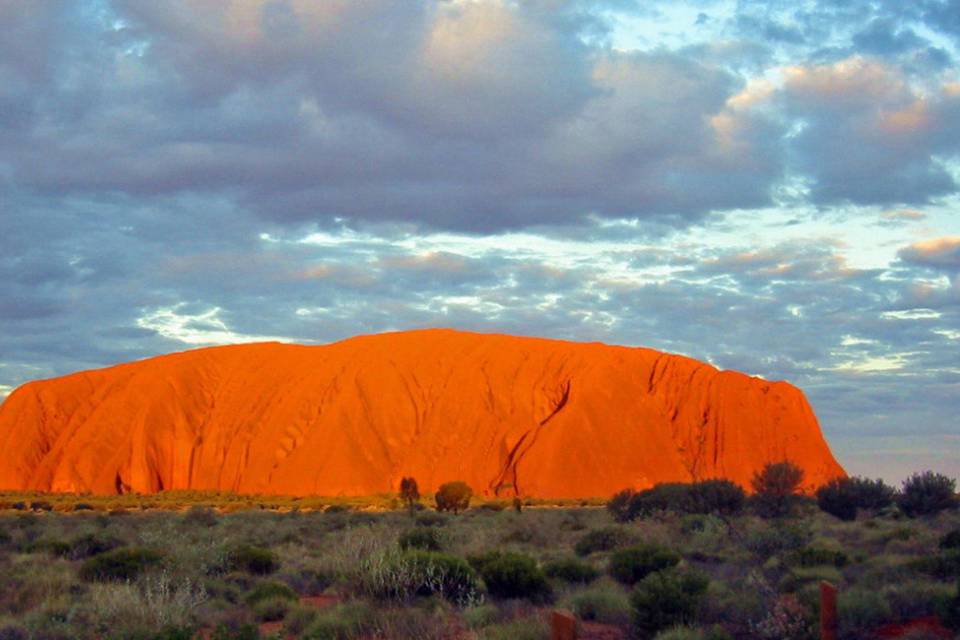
[136,304,293,346]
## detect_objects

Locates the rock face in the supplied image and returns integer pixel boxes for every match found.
[0,329,845,497]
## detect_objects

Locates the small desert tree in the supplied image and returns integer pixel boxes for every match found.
[399,477,420,515]
[435,481,473,514]
[816,476,895,521]
[751,460,805,518]
[899,471,958,517]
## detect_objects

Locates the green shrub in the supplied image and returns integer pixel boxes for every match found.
[630,484,694,518]
[228,544,279,575]
[574,526,634,556]
[209,623,263,640]
[631,569,710,639]
[543,557,599,584]
[653,627,704,640]
[435,481,473,513]
[608,489,637,522]
[750,461,805,518]
[608,544,680,585]
[791,546,849,568]
[815,478,856,521]
[79,546,164,581]
[283,604,319,636]
[253,596,290,622]
[303,601,377,639]
[912,550,960,579]
[941,529,960,551]
[899,472,958,517]
[883,580,955,620]
[566,582,632,626]
[398,527,442,551]
[478,617,549,640]
[68,532,122,559]
[817,476,896,521]
[938,579,960,631]
[838,588,893,636]
[183,506,218,527]
[244,580,298,605]
[463,603,502,629]
[415,512,448,527]
[24,538,71,556]
[469,550,552,603]
[743,522,812,559]
[73,503,95,511]
[688,480,746,516]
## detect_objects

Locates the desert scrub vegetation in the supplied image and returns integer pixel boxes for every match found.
[0,471,956,639]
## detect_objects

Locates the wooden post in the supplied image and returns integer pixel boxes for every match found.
[551,609,577,640]
[820,580,838,640]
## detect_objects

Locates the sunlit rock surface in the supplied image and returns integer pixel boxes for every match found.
[0,329,845,497]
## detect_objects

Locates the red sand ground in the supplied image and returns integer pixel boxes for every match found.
[0,329,844,497]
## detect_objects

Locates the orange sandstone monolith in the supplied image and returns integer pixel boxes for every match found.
[0,329,845,497]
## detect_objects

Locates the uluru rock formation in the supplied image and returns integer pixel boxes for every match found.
[0,329,844,498]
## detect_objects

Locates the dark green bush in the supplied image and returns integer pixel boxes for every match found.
[938,579,960,631]
[629,483,693,518]
[791,546,849,568]
[574,526,633,556]
[899,472,958,517]
[913,550,960,580]
[817,476,896,521]
[150,627,195,640]
[228,544,279,575]
[208,623,261,640]
[435,481,473,513]
[743,522,812,559]
[414,512,448,527]
[940,529,960,551]
[253,597,290,622]
[398,527,442,551]
[24,538,71,556]
[469,550,552,602]
[29,501,53,512]
[68,532,122,559]
[688,479,746,516]
[750,461,805,518]
[630,569,709,638]
[243,580,298,605]
[184,506,218,527]
[609,480,745,522]
[608,544,680,585]
[543,557,599,584]
[73,503,95,511]
[607,489,636,522]
[79,546,164,581]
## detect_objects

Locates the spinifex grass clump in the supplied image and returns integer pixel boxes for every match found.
[79,547,164,582]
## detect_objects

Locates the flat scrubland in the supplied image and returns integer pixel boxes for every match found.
[1,492,959,640]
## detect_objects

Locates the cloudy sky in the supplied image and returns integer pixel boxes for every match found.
[2,0,959,484]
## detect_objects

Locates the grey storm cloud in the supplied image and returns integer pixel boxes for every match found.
[2,1,959,229]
